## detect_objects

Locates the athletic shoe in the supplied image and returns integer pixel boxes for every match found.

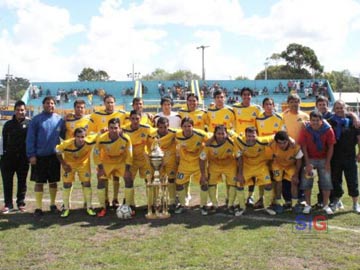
[60,209,70,218]
[50,205,59,214]
[228,205,235,215]
[336,200,345,210]
[234,207,245,216]
[86,208,96,216]
[97,208,107,217]
[323,205,334,215]
[265,207,276,216]
[293,204,303,214]
[201,206,208,216]
[353,203,360,214]
[1,206,14,214]
[246,196,255,208]
[283,201,292,211]
[273,204,284,214]
[112,199,119,209]
[18,205,26,213]
[175,205,185,214]
[330,199,344,212]
[254,198,264,210]
[34,208,44,217]
[303,205,312,214]
[185,195,192,207]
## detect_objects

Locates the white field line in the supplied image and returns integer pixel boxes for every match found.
[1,197,360,234]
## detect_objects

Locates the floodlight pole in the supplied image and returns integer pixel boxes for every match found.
[196,45,209,81]
[5,65,12,106]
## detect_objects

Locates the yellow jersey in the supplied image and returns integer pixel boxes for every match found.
[234,136,271,166]
[204,106,235,133]
[200,138,237,169]
[64,113,91,139]
[256,112,286,137]
[282,110,309,142]
[88,109,127,134]
[178,108,207,130]
[232,103,262,135]
[269,141,303,169]
[123,124,153,162]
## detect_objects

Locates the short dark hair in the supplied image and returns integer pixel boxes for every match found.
[160,97,173,106]
[130,109,142,117]
[42,96,56,104]
[214,125,227,134]
[213,89,224,99]
[316,95,329,106]
[181,117,194,127]
[274,131,289,142]
[262,97,274,106]
[240,87,253,96]
[157,116,169,126]
[14,100,26,110]
[74,127,87,137]
[103,94,115,102]
[245,126,257,134]
[187,93,199,101]
[132,97,143,105]
[108,117,120,126]
[73,99,86,108]
[287,93,300,103]
[310,110,323,120]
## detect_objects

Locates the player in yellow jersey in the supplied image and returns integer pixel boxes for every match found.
[204,89,235,133]
[88,94,127,209]
[269,131,303,214]
[234,127,276,215]
[256,97,286,137]
[64,99,91,139]
[232,88,262,136]
[178,94,207,130]
[124,97,154,126]
[93,118,133,217]
[254,97,286,208]
[175,117,208,214]
[56,128,97,217]
[123,110,154,209]
[149,117,178,211]
[200,125,244,216]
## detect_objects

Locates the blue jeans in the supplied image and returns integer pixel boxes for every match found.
[300,159,333,191]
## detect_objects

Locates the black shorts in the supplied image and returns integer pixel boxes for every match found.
[31,154,60,184]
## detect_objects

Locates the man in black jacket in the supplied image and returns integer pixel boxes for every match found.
[1,100,31,213]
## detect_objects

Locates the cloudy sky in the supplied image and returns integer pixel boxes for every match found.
[0,0,360,82]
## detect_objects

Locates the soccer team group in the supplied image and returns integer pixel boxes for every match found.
[1,87,360,219]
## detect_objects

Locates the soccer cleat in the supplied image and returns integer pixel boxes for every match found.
[293,204,303,214]
[34,208,44,217]
[97,208,107,217]
[175,205,185,214]
[265,207,276,216]
[228,205,235,215]
[323,205,334,215]
[273,204,284,214]
[234,207,245,216]
[283,201,292,211]
[86,208,96,216]
[246,196,255,208]
[303,205,312,214]
[353,203,360,214]
[130,205,136,216]
[254,198,264,210]
[201,206,208,216]
[50,205,59,214]
[60,209,70,218]
[112,199,120,209]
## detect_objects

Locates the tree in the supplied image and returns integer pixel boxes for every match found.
[234,75,249,80]
[78,68,110,81]
[0,76,30,101]
[323,70,360,92]
[142,68,200,81]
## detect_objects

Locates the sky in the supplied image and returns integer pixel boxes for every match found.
[0,0,360,82]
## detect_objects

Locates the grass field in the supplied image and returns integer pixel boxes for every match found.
[1,176,360,270]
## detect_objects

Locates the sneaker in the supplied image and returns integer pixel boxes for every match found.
[86,208,96,216]
[303,205,312,214]
[34,208,44,217]
[336,200,345,210]
[323,205,334,215]
[18,205,26,213]
[97,208,107,217]
[273,204,284,214]
[234,207,245,216]
[185,195,192,207]
[175,205,185,214]
[112,199,119,209]
[254,198,264,210]
[265,207,276,216]
[201,206,208,216]
[353,203,360,214]
[246,196,255,208]
[49,205,59,214]
[1,206,13,214]
[283,201,292,211]
[60,209,70,218]
[293,204,303,214]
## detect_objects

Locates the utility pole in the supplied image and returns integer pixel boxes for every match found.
[196,45,209,81]
[6,64,12,106]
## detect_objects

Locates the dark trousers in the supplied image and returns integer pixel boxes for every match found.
[331,158,359,199]
[1,155,29,208]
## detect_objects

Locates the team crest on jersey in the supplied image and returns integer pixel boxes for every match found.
[274,123,279,128]
[141,133,146,138]
[120,146,125,150]
[85,172,90,177]
[197,115,202,120]
[265,175,271,180]
[212,149,218,155]
[196,142,201,147]
[226,149,232,154]
[102,117,106,123]
[252,112,256,117]
[225,115,229,120]
[237,109,242,115]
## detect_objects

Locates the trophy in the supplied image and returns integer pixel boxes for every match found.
[145,138,171,219]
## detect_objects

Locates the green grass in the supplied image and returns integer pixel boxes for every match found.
[1,175,360,270]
